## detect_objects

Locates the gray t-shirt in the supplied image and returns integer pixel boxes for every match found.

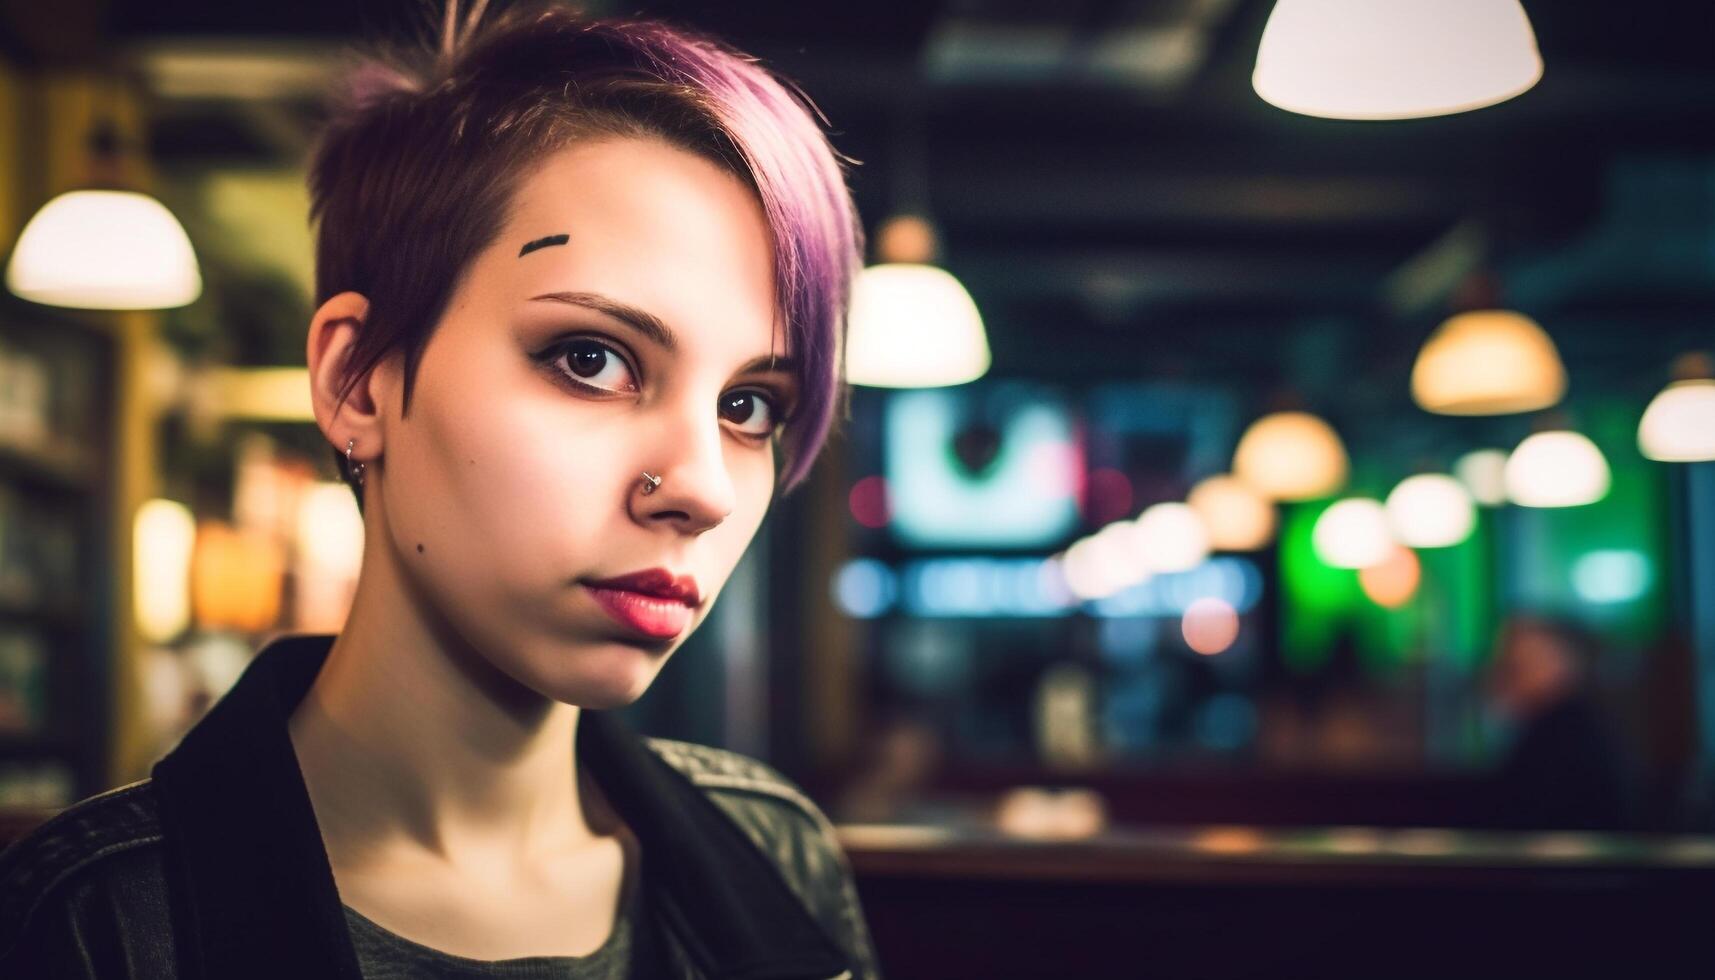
[340,877,652,979]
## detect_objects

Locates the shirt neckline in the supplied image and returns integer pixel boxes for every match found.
[339,865,643,967]
[335,761,647,966]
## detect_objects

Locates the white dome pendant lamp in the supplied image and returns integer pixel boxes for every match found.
[846,214,990,388]
[1639,352,1715,463]
[845,111,989,389]
[1253,0,1544,121]
[1506,421,1610,509]
[6,79,202,310]
[1385,473,1475,548]
[1312,497,1394,569]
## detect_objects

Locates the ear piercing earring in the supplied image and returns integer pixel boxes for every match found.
[346,438,366,487]
[641,471,662,495]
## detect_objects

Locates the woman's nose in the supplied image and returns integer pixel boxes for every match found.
[632,406,736,535]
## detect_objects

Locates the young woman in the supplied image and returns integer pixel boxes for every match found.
[0,2,878,977]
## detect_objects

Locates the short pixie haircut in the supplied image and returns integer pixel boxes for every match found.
[308,0,862,499]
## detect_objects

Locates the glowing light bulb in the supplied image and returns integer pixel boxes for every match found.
[1187,474,1276,551]
[1412,310,1566,416]
[1312,498,1394,569]
[1385,474,1475,548]
[1639,379,1715,463]
[1505,431,1610,508]
[1233,411,1348,501]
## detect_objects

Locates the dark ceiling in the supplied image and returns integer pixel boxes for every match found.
[6,0,1712,421]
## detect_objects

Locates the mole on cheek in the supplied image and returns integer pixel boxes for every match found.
[416,543,425,554]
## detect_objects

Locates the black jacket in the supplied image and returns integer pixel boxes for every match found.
[0,633,879,979]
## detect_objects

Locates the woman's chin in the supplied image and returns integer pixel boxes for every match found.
[535,643,667,709]
[569,681,650,711]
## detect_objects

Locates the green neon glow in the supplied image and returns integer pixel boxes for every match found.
[1280,497,1360,673]
[1283,462,1497,677]
[1505,398,1667,649]
[1280,400,1667,682]
[1414,508,1495,673]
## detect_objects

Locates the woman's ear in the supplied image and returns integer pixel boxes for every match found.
[306,291,385,465]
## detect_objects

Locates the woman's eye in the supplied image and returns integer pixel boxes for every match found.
[719,390,778,437]
[548,338,637,394]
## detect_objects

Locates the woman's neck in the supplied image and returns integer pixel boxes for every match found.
[287,529,611,880]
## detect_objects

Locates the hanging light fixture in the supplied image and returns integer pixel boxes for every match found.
[1233,410,1349,501]
[1385,473,1475,548]
[1505,429,1610,508]
[1639,352,1715,463]
[1187,474,1277,551]
[1454,448,1510,507]
[1412,309,1566,415]
[6,73,202,310]
[1252,0,1543,121]
[845,106,989,388]
[845,230,991,387]
[1312,497,1394,569]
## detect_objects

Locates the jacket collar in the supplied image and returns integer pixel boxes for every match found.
[150,632,850,980]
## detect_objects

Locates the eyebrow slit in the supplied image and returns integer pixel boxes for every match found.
[518,233,570,257]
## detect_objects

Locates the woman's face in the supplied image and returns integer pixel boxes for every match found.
[368,136,791,709]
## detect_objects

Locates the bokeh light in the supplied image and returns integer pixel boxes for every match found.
[1232,411,1349,501]
[1085,467,1134,524]
[832,558,898,618]
[1134,502,1210,573]
[1454,448,1510,506]
[1505,431,1611,508]
[1359,545,1422,608]
[1411,309,1565,415]
[1187,474,1277,551]
[1312,497,1394,569]
[1182,596,1240,655]
[1385,473,1475,548]
[1639,378,1715,462]
[1571,550,1652,605]
[848,474,890,528]
[134,498,196,644]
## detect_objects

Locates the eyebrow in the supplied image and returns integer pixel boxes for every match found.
[518,234,569,257]
[527,290,796,377]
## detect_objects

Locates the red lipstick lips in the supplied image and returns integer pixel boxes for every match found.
[583,567,700,640]
[585,567,701,605]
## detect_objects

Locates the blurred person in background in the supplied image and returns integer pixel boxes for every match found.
[1481,613,1643,832]
[831,713,952,826]
[0,2,881,977]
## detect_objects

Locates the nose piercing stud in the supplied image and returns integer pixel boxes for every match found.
[641,471,662,495]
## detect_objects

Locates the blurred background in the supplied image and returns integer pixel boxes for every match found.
[2,0,1714,975]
